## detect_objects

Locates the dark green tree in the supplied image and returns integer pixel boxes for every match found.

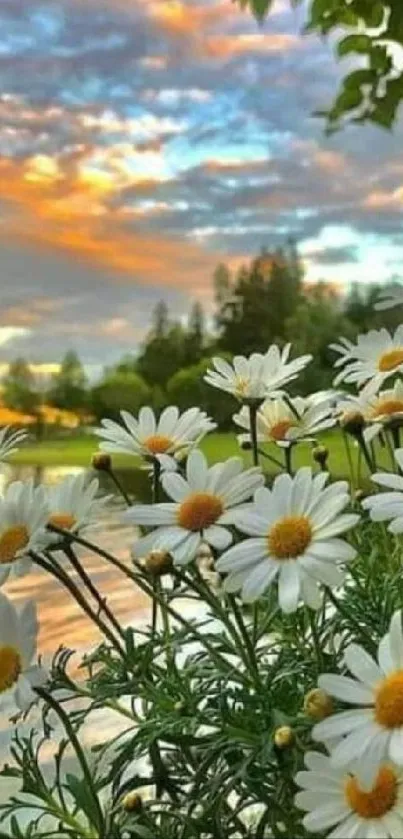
[48,351,88,414]
[215,246,302,355]
[183,301,205,366]
[285,282,354,393]
[2,358,40,414]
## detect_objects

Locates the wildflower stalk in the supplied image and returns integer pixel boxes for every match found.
[341,428,356,489]
[108,467,132,506]
[35,687,105,836]
[151,458,161,637]
[62,540,126,640]
[30,549,125,657]
[284,443,294,476]
[248,401,259,467]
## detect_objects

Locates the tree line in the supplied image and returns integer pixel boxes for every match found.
[2,242,402,429]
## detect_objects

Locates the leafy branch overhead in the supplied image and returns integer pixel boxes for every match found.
[233,0,403,129]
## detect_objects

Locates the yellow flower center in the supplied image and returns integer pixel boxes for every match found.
[345,766,398,819]
[49,513,77,531]
[177,493,224,531]
[375,671,403,728]
[378,349,403,373]
[0,525,29,564]
[143,434,173,454]
[268,515,312,560]
[0,645,22,693]
[269,419,297,441]
[235,377,249,397]
[371,399,403,419]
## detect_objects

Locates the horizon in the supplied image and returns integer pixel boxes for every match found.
[1,0,403,369]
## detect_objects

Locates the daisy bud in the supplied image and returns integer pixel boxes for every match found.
[273,726,294,749]
[122,792,143,813]
[92,452,112,472]
[354,489,365,503]
[339,411,365,436]
[304,688,334,721]
[312,445,329,467]
[144,549,173,577]
[240,439,252,450]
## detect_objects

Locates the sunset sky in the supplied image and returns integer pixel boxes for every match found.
[1,0,403,374]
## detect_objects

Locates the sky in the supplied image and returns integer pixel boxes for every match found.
[1,0,403,375]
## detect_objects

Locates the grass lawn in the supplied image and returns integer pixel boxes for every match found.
[9,429,393,484]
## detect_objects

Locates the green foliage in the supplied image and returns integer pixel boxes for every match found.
[136,300,207,388]
[167,358,235,428]
[90,371,151,421]
[216,244,303,356]
[2,358,40,415]
[47,351,88,414]
[233,0,403,129]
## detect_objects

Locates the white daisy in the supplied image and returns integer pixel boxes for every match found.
[314,611,403,789]
[376,286,403,311]
[0,592,47,711]
[295,750,403,838]
[125,449,264,566]
[216,467,359,611]
[204,344,312,401]
[338,381,403,444]
[362,448,403,533]
[0,480,50,585]
[233,394,335,447]
[94,405,215,463]
[46,472,109,536]
[0,426,27,461]
[331,327,403,389]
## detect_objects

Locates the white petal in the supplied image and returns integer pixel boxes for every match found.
[303,802,350,832]
[241,562,278,602]
[216,539,268,573]
[172,532,201,566]
[204,525,232,550]
[186,450,208,491]
[313,709,373,740]
[344,644,383,688]
[161,473,189,502]
[278,562,301,613]
[389,727,403,764]
[319,674,374,705]
[330,723,383,769]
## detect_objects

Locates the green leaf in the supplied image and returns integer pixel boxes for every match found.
[251,0,273,19]
[65,773,100,827]
[338,34,372,56]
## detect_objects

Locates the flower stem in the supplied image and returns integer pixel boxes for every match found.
[108,468,132,506]
[31,550,125,657]
[62,541,126,640]
[36,687,105,835]
[248,402,259,467]
[325,587,376,653]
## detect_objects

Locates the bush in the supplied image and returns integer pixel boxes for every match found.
[90,371,151,421]
[167,357,235,429]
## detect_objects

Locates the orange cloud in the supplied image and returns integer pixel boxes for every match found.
[206,32,299,59]
[363,188,403,210]
[0,158,239,297]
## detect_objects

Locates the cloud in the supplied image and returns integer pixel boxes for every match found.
[1,0,403,365]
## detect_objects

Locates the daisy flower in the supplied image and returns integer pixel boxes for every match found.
[331,327,403,389]
[46,472,109,536]
[295,750,403,838]
[376,286,403,311]
[0,426,27,461]
[216,467,359,611]
[0,592,47,711]
[362,448,403,533]
[233,394,335,447]
[94,406,215,465]
[125,449,264,565]
[204,344,312,401]
[0,480,50,585]
[313,611,403,789]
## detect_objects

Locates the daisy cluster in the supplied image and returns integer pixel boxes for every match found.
[0,431,109,715]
